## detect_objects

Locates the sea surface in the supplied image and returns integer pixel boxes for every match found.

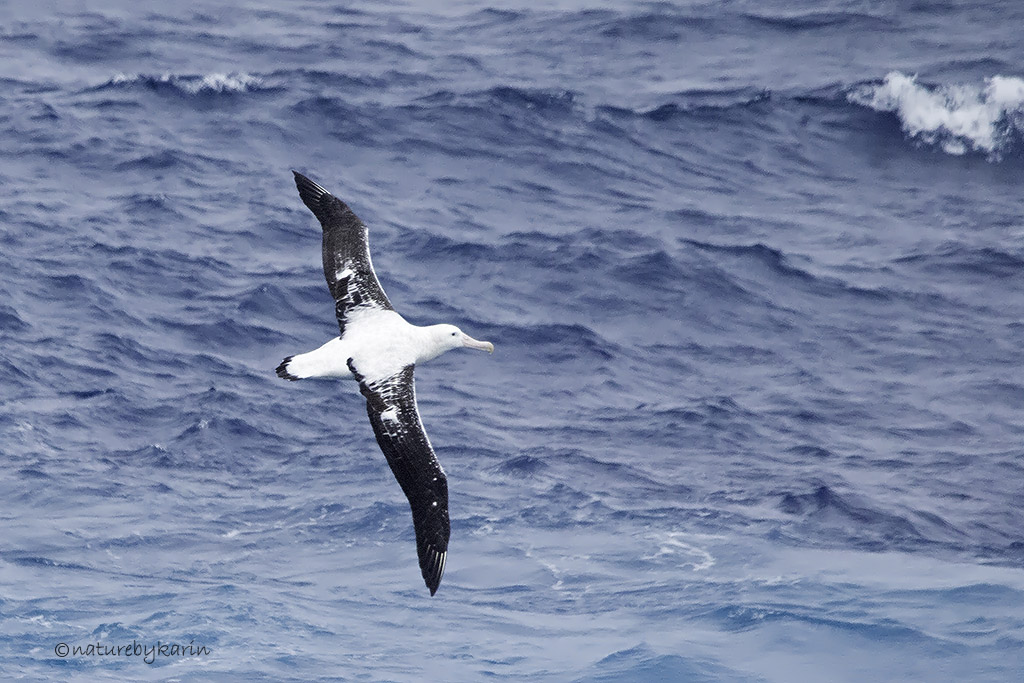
[2,0,1024,680]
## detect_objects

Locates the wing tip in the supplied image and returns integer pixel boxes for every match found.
[292,170,332,212]
[422,547,447,596]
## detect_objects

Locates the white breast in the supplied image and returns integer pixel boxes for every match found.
[344,309,422,381]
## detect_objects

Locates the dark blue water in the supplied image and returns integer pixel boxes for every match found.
[3,1,1024,680]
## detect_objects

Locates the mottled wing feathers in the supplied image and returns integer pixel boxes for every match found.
[347,360,450,596]
[292,171,394,335]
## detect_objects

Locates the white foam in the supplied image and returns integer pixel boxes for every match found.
[107,71,261,94]
[642,532,715,571]
[849,71,1024,158]
[189,72,261,94]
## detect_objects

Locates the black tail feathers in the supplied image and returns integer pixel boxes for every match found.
[276,356,300,381]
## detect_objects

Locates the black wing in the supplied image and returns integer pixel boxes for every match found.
[348,360,450,596]
[293,171,394,335]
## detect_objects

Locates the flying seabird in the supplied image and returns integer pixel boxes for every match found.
[276,171,494,596]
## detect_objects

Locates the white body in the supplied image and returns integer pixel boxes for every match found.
[283,309,487,383]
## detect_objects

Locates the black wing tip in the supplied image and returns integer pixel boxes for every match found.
[275,356,300,381]
[420,545,447,596]
[292,169,315,187]
[292,170,332,211]
[291,168,317,186]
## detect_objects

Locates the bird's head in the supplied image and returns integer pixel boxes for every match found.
[424,324,494,360]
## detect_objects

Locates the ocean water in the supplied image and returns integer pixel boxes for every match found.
[2,0,1024,680]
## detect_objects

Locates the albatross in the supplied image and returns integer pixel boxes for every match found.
[275,171,493,596]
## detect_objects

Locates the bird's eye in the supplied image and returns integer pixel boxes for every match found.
[451,332,457,336]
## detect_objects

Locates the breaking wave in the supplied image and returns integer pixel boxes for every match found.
[102,71,264,94]
[849,71,1024,158]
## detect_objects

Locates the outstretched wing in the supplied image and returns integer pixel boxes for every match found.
[293,171,394,335]
[348,360,450,596]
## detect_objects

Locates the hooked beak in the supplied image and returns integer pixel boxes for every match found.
[462,334,494,353]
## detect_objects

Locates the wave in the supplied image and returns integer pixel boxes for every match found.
[76,67,1024,168]
[583,644,750,682]
[682,239,891,302]
[484,322,617,361]
[598,88,772,122]
[741,10,892,31]
[98,71,265,95]
[848,71,1024,158]
[586,7,891,41]
[895,244,1024,278]
[777,484,970,551]
[0,303,29,333]
[398,76,1024,165]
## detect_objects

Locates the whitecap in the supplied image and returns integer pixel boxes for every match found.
[187,72,262,94]
[849,71,1024,158]
[103,71,262,94]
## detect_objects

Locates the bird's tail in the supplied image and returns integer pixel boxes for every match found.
[276,356,301,381]
[275,343,350,381]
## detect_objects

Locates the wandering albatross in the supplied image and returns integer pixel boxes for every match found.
[276,171,493,596]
